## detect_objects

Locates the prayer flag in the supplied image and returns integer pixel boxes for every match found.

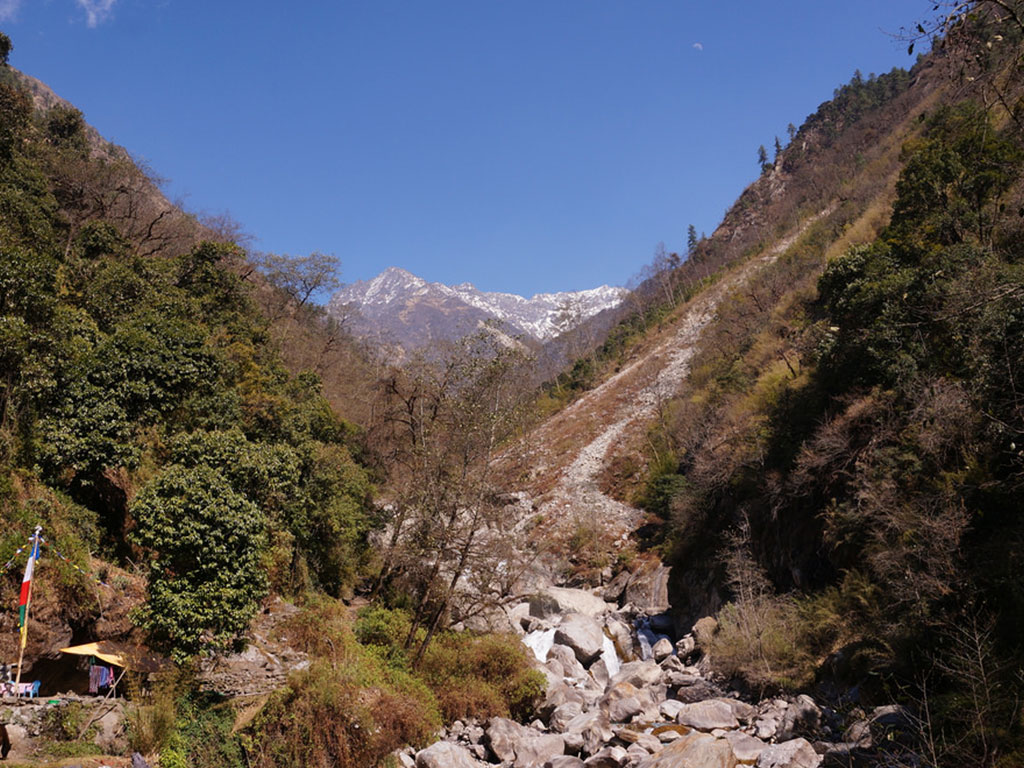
[18,536,39,649]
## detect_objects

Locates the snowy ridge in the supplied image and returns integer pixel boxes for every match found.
[329,266,625,346]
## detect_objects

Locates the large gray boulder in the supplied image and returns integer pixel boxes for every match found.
[755,738,822,768]
[550,702,585,733]
[531,587,611,618]
[564,711,613,757]
[651,637,674,662]
[724,732,768,763]
[487,717,529,762]
[610,660,662,688]
[548,643,589,680]
[777,695,821,740]
[675,699,740,731]
[515,733,566,768]
[554,613,606,665]
[635,731,737,768]
[416,741,484,768]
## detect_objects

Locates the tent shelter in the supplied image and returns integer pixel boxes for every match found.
[58,641,169,695]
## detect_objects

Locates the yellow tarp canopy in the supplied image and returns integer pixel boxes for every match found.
[59,641,168,674]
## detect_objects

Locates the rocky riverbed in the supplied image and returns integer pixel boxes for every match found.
[396,587,915,768]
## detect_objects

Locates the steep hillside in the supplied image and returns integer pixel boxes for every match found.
[494,8,1024,765]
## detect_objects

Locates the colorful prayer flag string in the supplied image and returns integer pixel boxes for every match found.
[38,538,110,587]
[0,536,36,576]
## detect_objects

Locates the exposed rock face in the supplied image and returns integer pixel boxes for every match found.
[622,563,671,615]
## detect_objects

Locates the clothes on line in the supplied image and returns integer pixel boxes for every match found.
[88,664,114,693]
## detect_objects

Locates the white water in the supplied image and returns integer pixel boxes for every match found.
[602,634,621,678]
[523,628,557,663]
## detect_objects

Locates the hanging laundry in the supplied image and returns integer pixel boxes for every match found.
[88,665,102,694]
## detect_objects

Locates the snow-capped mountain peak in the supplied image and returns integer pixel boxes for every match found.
[328,267,626,351]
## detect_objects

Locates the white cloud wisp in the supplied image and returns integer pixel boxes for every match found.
[76,0,116,28]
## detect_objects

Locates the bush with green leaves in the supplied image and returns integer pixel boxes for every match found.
[130,464,267,657]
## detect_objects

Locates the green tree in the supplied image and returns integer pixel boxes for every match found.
[757,144,768,171]
[687,224,698,255]
[131,464,268,658]
[0,31,11,66]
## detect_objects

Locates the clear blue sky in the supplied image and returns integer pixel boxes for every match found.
[1,1,928,297]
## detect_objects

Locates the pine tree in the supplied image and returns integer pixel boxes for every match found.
[687,224,698,255]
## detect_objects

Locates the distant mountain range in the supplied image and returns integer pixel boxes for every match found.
[327,267,626,351]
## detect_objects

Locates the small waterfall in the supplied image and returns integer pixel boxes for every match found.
[523,628,557,663]
[601,634,621,678]
[635,616,672,661]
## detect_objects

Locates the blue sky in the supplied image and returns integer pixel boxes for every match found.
[1,1,928,297]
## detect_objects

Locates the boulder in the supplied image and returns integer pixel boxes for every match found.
[584,745,628,767]
[692,616,719,648]
[551,702,585,733]
[532,588,611,619]
[515,734,566,768]
[563,731,585,754]
[635,731,737,768]
[777,695,821,740]
[624,562,671,614]
[416,741,483,768]
[659,700,686,720]
[674,684,722,706]
[652,724,690,743]
[651,637,674,662]
[540,681,587,719]
[589,657,611,690]
[611,660,663,689]
[548,643,589,680]
[723,732,767,763]
[601,570,632,604]
[676,700,740,731]
[555,614,607,666]
[604,617,635,659]
[487,717,529,763]
[755,738,822,768]
[607,695,643,723]
[565,711,613,757]
[675,634,696,658]
[546,758,586,768]
[722,698,758,723]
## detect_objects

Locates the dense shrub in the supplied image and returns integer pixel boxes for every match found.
[418,631,546,722]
